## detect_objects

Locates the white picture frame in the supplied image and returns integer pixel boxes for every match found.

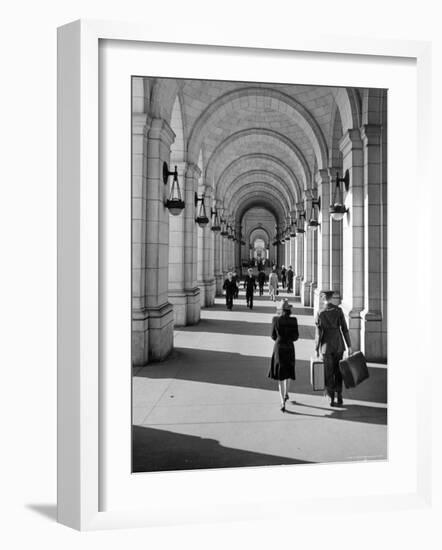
[57,19,433,531]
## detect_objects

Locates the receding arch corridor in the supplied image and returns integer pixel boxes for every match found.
[132,287,387,472]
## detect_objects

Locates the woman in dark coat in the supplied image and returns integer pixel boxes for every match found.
[268,299,299,411]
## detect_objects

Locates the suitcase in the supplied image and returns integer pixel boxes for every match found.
[310,357,325,391]
[339,351,369,389]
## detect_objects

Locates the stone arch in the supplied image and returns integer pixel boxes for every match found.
[331,88,361,132]
[224,176,296,215]
[205,128,311,188]
[149,78,180,124]
[216,153,301,202]
[224,179,292,218]
[187,87,328,168]
[235,195,286,227]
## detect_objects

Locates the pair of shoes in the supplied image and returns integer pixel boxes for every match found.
[330,400,336,407]
[336,399,343,406]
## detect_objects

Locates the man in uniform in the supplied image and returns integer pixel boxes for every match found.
[315,290,352,407]
[243,268,257,309]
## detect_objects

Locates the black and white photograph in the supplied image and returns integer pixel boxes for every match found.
[131,77,388,473]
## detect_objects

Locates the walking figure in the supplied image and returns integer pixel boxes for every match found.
[243,268,257,309]
[268,268,279,301]
[223,272,238,310]
[286,265,294,293]
[281,265,287,289]
[268,299,299,412]
[315,291,353,407]
[232,270,239,299]
[257,270,266,296]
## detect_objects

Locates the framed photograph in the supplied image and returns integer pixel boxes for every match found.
[57,19,432,530]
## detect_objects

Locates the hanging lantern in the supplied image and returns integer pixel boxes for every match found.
[330,170,350,221]
[308,197,321,231]
[296,210,306,233]
[163,162,185,216]
[195,193,209,227]
[210,207,221,232]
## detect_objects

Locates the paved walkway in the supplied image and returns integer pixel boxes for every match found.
[132,288,387,472]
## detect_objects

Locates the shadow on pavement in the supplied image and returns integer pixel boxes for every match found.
[135,348,387,406]
[180,318,315,339]
[132,425,314,472]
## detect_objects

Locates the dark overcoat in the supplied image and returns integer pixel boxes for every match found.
[314,303,351,354]
[268,314,299,380]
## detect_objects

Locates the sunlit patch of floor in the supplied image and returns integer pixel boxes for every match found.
[132,289,387,472]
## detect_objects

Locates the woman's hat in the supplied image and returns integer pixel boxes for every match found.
[276,299,292,311]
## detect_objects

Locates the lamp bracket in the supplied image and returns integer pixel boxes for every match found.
[163,161,177,184]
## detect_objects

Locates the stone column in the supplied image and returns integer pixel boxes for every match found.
[168,161,187,325]
[183,162,201,325]
[132,113,150,366]
[137,117,175,362]
[294,203,305,297]
[313,169,331,313]
[360,124,386,362]
[198,187,216,307]
[301,229,313,306]
[330,217,343,294]
[340,129,365,351]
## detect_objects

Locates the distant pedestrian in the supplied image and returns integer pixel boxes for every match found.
[243,268,257,309]
[232,270,239,299]
[223,272,238,310]
[257,270,266,296]
[315,291,353,407]
[286,265,294,293]
[281,265,287,289]
[268,268,279,301]
[268,299,299,412]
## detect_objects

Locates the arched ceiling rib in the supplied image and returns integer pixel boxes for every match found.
[205,128,311,189]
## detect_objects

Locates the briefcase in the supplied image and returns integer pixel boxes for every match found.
[310,357,325,391]
[339,351,369,389]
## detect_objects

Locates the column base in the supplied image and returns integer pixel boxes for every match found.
[361,310,387,362]
[132,303,174,365]
[215,273,224,296]
[301,280,313,307]
[198,279,216,306]
[169,288,201,326]
[294,276,301,297]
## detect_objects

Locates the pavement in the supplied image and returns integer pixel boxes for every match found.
[132,288,387,472]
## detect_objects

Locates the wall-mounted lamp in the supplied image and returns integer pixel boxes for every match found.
[330,170,350,221]
[296,210,306,233]
[194,192,209,227]
[308,196,321,230]
[163,162,185,216]
[210,208,221,232]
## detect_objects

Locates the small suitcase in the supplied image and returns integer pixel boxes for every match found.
[339,351,369,389]
[310,357,325,391]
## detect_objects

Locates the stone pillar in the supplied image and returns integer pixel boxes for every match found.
[168,161,187,325]
[132,113,150,366]
[314,169,331,314]
[301,229,313,306]
[197,187,216,307]
[183,162,201,324]
[290,237,296,272]
[360,124,386,362]
[294,235,304,298]
[136,117,175,363]
[214,229,223,295]
[340,129,365,351]
[330,217,343,294]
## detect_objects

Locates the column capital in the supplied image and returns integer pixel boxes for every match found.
[148,117,176,146]
[185,162,202,179]
[339,128,363,156]
[132,113,150,136]
[315,168,331,184]
[360,123,382,144]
